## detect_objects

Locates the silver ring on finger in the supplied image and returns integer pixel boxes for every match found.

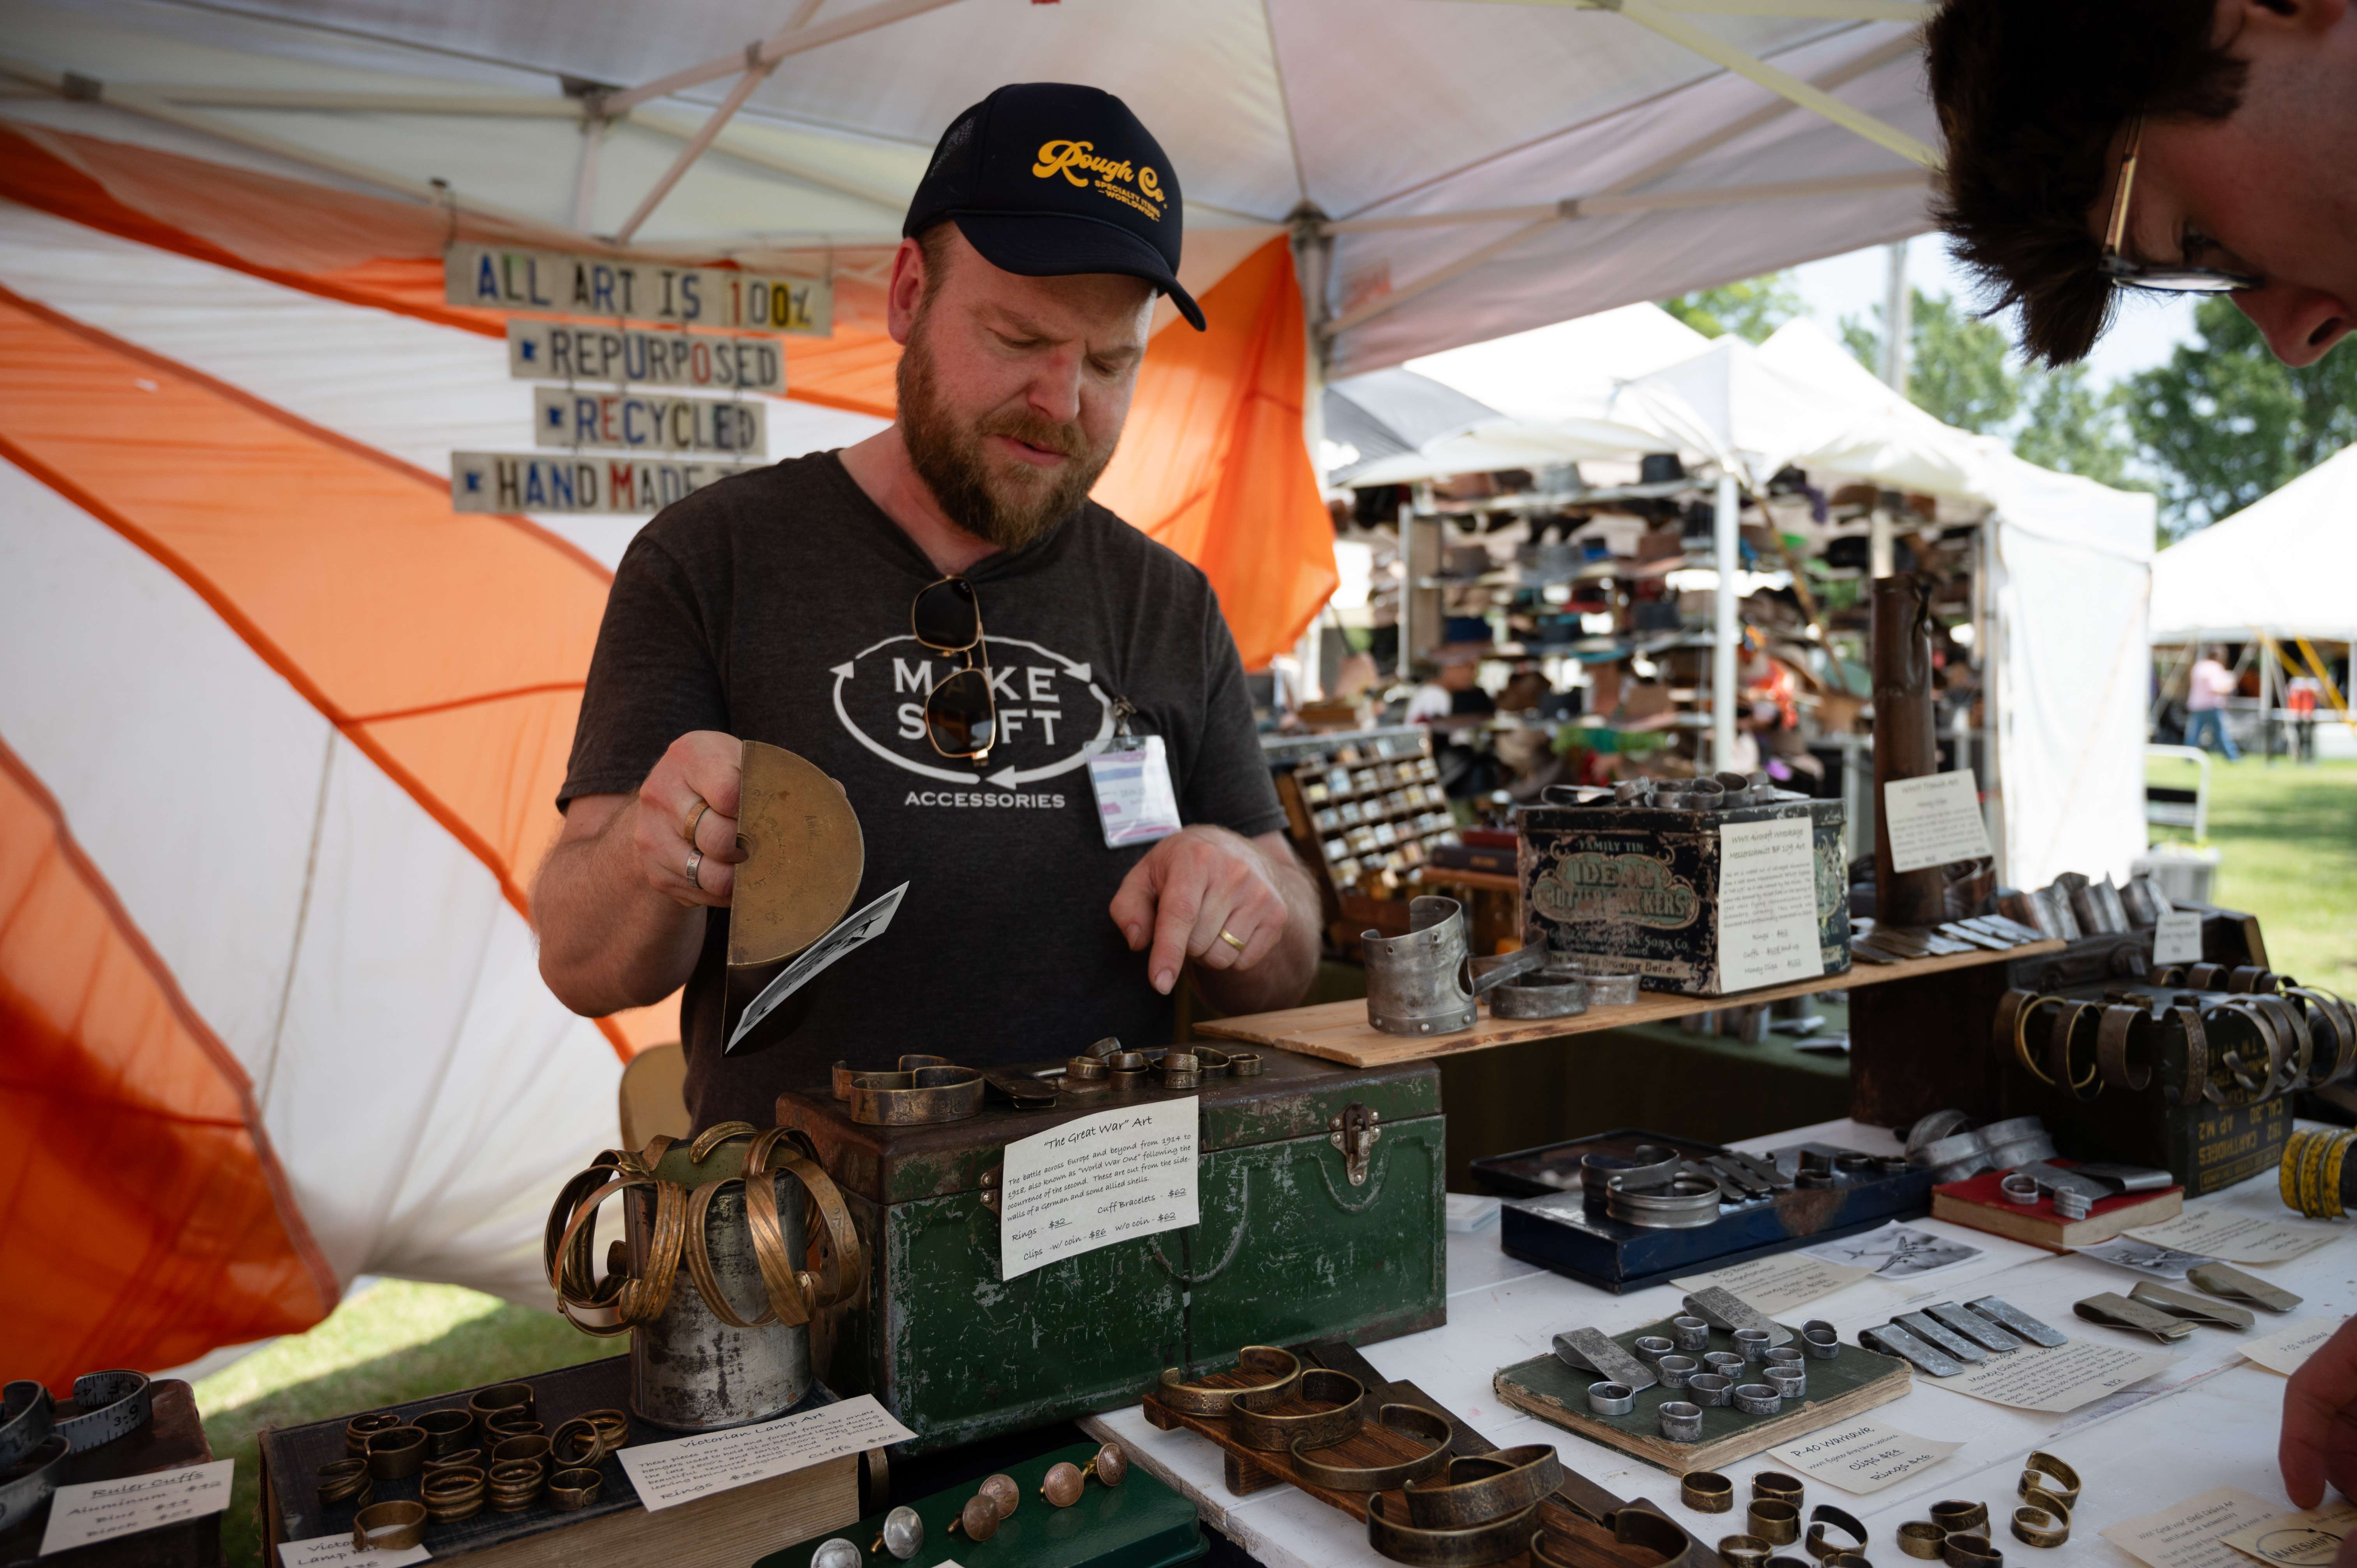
[684,848,704,891]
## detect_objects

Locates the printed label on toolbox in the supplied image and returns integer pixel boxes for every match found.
[446,243,832,333]
[507,319,786,392]
[1000,1096,1198,1281]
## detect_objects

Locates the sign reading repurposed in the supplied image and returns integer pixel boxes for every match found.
[532,386,767,455]
[446,243,832,334]
[450,451,753,514]
[507,319,788,393]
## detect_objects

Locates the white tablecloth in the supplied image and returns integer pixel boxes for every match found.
[1081,1117,2345,1566]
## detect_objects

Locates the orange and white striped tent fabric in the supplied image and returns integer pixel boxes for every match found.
[0,123,1335,1386]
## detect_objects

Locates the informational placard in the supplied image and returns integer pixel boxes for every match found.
[449,451,753,514]
[41,1459,233,1554]
[1000,1096,1198,1280]
[1673,1253,1873,1315]
[616,1394,913,1513]
[277,1539,429,1568]
[2221,1498,2357,1566]
[2242,1316,2341,1377]
[2126,1209,2343,1265]
[2153,907,2204,965]
[531,387,766,454]
[2072,1234,2219,1279]
[1716,816,1824,990]
[1944,1337,2172,1413]
[2105,1486,2288,1568]
[1883,769,1994,873]
[507,319,787,392]
[446,244,832,334]
[1769,1414,1961,1495]
[1804,1221,1983,1280]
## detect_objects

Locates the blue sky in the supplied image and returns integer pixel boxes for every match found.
[1788,237,2202,388]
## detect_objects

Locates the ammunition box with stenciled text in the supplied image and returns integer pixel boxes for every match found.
[1517,796,1851,996]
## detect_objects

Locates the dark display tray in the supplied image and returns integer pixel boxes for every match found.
[1487,1130,1933,1293]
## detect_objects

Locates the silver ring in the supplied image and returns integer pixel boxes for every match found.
[1633,1337,1675,1365]
[1705,1351,1746,1376]
[1765,1347,1804,1370]
[1586,974,1641,1005]
[1766,1367,1805,1398]
[1999,1172,2041,1203]
[1587,1381,1635,1416]
[1734,1328,1773,1363]
[1659,1400,1704,1442]
[1801,1323,1840,1359]
[1658,1355,1699,1388]
[1734,1384,1782,1416]
[1672,1316,1711,1351]
[684,848,703,890]
[1689,1373,1734,1406]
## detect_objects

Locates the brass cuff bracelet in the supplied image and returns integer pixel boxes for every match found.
[1366,1492,1537,1567]
[1155,1346,1300,1416]
[363,1426,427,1480]
[1401,1446,1564,1530]
[1288,1402,1453,1491]
[1231,1368,1364,1453]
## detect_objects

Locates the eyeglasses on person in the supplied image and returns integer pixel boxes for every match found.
[910,575,997,763]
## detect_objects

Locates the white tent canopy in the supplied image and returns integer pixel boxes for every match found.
[2152,444,2357,645]
[4,0,1942,374]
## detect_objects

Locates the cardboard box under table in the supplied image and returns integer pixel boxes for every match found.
[1518,795,1850,997]
[776,1048,1445,1454]
[1495,1315,1912,1473]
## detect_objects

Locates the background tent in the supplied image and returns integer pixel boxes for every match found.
[2151,444,2357,645]
[2,0,1957,1385]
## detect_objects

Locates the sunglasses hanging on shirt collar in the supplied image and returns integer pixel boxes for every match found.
[912,575,997,763]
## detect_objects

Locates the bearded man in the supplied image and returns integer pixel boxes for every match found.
[532,83,1318,1128]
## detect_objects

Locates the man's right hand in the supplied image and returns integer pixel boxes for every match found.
[633,730,747,906]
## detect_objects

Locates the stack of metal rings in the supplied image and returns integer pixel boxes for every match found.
[549,1416,611,1471]
[2283,1126,2357,1218]
[344,1412,403,1455]
[1606,1174,1724,1230]
[421,1464,487,1523]
[315,1457,371,1510]
[488,1455,546,1512]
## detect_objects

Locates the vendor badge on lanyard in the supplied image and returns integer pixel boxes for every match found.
[1087,699,1182,849]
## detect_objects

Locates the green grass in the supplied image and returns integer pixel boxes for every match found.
[2149,754,2357,992]
[194,1280,620,1568]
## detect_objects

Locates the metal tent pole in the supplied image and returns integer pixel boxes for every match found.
[1714,471,1740,768]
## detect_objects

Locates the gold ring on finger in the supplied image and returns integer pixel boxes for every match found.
[685,798,710,841]
[1219,928,1246,952]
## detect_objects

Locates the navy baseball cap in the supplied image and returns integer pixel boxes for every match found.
[904,83,1203,331]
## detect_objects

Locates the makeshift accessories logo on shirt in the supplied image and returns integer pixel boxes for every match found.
[829,632,1116,805]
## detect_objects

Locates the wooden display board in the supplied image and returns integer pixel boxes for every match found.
[1495,1316,1912,1474]
[1199,941,2060,1068]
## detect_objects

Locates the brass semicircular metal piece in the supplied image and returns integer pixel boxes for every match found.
[728,742,864,970]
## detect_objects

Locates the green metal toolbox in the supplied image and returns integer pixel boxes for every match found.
[774,1049,1445,1453]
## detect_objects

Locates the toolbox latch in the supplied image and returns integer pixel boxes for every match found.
[1329,1103,1382,1187]
[979,1165,1002,1215]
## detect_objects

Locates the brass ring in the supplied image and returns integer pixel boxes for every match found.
[1749,1499,1801,1545]
[469,1383,535,1424]
[2020,1451,2081,1505]
[1154,1346,1300,1416]
[1807,1505,1870,1561]
[2020,1483,2073,1522]
[1944,1532,2004,1568]
[422,1446,482,1475]
[550,1416,609,1470]
[316,1458,372,1507]
[363,1426,428,1479]
[582,1408,630,1448]
[1754,1472,1806,1505]
[548,1467,603,1510]
[1720,1535,1772,1568]
[1402,1446,1564,1529]
[2012,1504,2069,1548]
[492,1434,552,1467]
[2171,1005,2211,1105]
[351,1500,428,1551]
[1288,1402,1453,1490]
[1899,1521,1949,1558]
[1219,927,1246,952]
[412,1408,475,1455]
[345,1411,403,1456]
[685,798,709,841]
[1931,1500,1988,1533]
[1682,1471,1735,1512]
[1231,1369,1365,1453]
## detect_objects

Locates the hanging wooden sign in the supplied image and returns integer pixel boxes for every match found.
[450,451,755,514]
[531,387,767,455]
[507,320,787,394]
[446,244,832,334]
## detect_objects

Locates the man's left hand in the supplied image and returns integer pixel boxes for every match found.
[1110,825,1294,995]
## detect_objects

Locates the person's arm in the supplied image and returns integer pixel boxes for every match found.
[1109,826,1319,1014]
[534,731,747,1017]
[2281,1315,2357,1510]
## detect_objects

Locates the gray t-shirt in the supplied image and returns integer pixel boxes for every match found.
[561,452,1286,1129]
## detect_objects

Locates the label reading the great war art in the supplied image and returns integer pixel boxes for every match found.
[1000,1097,1198,1280]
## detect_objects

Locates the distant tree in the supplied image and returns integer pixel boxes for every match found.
[1658,273,1803,343]
[1841,289,2020,435]
[2118,297,2357,535]
[2014,364,2140,489]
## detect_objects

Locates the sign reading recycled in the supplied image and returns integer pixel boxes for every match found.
[447,244,832,334]
[532,387,767,454]
[507,320,786,392]
[450,451,754,513]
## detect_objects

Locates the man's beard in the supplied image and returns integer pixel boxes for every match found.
[896,314,1115,553]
